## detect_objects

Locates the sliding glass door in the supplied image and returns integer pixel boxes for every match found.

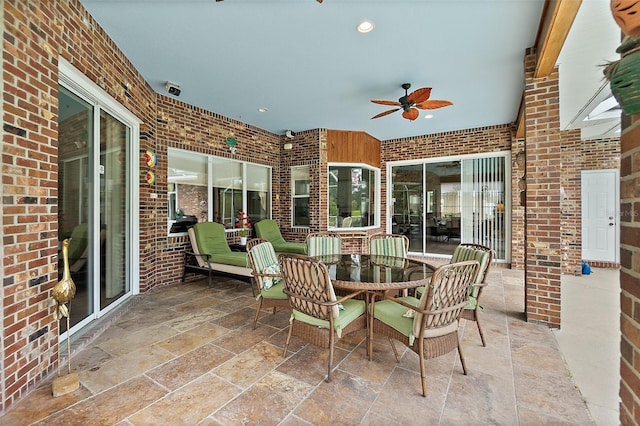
[58,61,138,336]
[389,153,509,261]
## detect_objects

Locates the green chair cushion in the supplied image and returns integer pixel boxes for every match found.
[209,252,250,268]
[274,240,307,255]
[370,237,407,257]
[306,236,341,257]
[451,246,490,285]
[67,223,88,264]
[374,296,459,345]
[193,222,232,255]
[255,219,306,254]
[465,295,478,310]
[261,281,288,300]
[292,299,365,338]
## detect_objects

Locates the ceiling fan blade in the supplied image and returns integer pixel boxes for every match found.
[371,108,400,119]
[371,99,401,106]
[415,100,453,110]
[406,87,432,104]
[402,108,420,121]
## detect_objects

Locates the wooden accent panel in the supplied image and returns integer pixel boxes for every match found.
[534,0,582,78]
[327,130,381,168]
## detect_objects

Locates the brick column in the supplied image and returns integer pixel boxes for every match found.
[523,49,562,327]
[619,116,640,425]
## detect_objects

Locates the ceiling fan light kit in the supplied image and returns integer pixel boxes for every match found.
[371,83,452,121]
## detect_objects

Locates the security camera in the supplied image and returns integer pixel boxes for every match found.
[165,81,181,96]
[285,130,296,139]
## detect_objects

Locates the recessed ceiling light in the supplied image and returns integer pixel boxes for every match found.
[258,107,268,113]
[424,114,434,119]
[357,20,374,33]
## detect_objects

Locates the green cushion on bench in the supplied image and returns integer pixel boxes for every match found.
[209,252,250,268]
[254,219,306,254]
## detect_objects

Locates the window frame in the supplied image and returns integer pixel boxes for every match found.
[167,148,272,236]
[327,162,380,231]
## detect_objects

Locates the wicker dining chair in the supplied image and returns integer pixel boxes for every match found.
[369,233,409,257]
[305,232,342,257]
[278,253,366,382]
[415,243,494,346]
[369,259,480,397]
[247,239,290,329]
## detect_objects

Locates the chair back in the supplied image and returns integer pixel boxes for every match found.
[413,260,480,339]
[305,232,342,257]
[248,240,280,291]
[246,237,268,252]
[451,243,493,285]
[341,216,352,228]
[278,253,339,320]
[369,233,409,258]
[254,219,286,245]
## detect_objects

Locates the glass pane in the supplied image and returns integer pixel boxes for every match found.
[246,163,270,224]
[168,150,208,223]
[99,110,130,309]
[292,166,309,227]
[462,157,506,259]
[425,161,461,255]
[58,87,94,330]
[391,164,423,252]
[212,158,242,228]
[328,165,377,228]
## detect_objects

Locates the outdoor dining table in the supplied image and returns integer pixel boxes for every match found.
[311,254,435,294]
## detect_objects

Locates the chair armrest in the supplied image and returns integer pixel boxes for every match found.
[184,251,212,267]
[282,289,364,307]
[252,271,280,280]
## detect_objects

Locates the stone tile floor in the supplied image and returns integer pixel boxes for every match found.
[2,266,607,425]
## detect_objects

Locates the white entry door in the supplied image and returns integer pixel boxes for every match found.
[581,169,619,262]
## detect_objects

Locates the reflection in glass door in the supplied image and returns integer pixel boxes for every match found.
[390,155,509,261]
[58,85,132,336]
[99,110,130,307]
[58,87,94,331]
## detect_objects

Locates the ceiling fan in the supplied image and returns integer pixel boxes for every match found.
[371,83,453,121]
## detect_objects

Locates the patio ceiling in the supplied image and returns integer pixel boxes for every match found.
[80,0,621,141]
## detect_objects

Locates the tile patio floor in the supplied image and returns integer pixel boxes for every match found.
[2,265,619,425]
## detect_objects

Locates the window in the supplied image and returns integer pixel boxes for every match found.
[292,166,310,227]
[328,164,378,229]
[167,148,271,234]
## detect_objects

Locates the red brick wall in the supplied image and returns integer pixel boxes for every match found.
[619,117,640,425]
[523,51,562,328]
[1,0,156,412]
[155,96,286,286]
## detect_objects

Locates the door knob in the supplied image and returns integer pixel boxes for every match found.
[609,223,615,226]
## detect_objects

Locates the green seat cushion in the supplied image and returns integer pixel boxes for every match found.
[273,240,307,255]
[209,252,250,268]
[374,296,459,345]
[261,281,288,300]
[373,296,420,338]
[292,299,365,338]
[255,219,286,245]
[255,219,306,254]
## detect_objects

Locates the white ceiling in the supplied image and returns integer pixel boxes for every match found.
[80,0,621,141]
